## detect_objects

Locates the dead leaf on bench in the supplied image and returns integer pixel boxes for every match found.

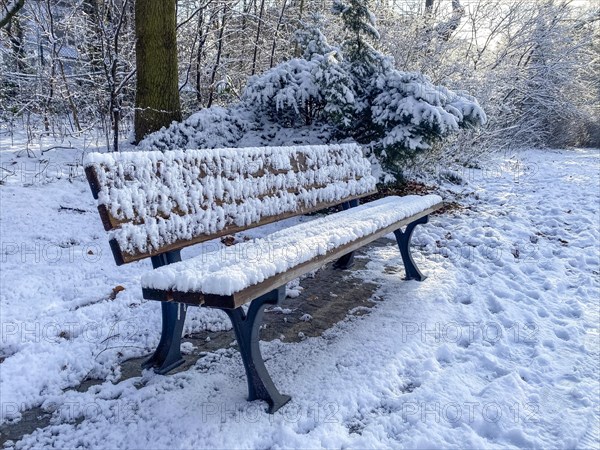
[109,285,125,300]
[58,330,70,340]
[221,235,236,246]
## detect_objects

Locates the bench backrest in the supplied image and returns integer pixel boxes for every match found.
[85,144,377,265]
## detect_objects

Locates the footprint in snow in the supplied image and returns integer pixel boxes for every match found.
[537,307,549,318]
[486,297,504,314]
[554,328,570,341]
[460,296,473,305]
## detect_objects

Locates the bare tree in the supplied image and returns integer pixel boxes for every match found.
[251,0,266,75]
[207,4,228,107]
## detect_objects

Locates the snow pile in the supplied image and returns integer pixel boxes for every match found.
[140,106,253,151]
[141,195,442,295]
[85,144,376,256]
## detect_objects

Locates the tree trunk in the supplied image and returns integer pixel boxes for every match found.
[269,0,288,69]
[207,7,227,108]
[6,14,26,72]
[251,0,265,75]
[437,0,465,41]
[134,0,181,143]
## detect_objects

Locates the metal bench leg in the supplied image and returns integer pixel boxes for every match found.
[220,287,291,414]
[334,199,360,270]
[143,250,187,374]
[333,251,355,269]
[142,302,187,374]
[393,215,429,281]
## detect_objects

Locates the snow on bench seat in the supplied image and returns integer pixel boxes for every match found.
[84,144,377,265]
[141,194,442,308]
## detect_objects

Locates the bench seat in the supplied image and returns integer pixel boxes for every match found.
[141,194,442,308]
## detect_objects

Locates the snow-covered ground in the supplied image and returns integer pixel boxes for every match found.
[0,138,598,449]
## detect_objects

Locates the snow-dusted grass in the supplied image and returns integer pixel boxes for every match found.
[0,138,598,448]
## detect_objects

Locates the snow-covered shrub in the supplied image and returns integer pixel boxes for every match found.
[371,69,486,173]
[141,106,253,151]
[243,17,356,128]
[243,58,322,127]
[330,0,485,173]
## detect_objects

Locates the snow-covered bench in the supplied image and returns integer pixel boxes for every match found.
[84,144,443,413]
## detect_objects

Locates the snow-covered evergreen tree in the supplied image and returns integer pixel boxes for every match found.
[332,0,381,71]
[243,58,322,127]
[243,15,356,128]
[332,0,383,118]
[371,70,486,173]
[300,14,357,127]
[294,13,334,60]
[330,0,486,173]
[314,52,356,127]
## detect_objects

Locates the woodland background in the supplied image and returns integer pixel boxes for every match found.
[1,0,598,163]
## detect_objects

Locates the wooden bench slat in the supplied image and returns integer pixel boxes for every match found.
[85,144,377,265]
[115,190,376,264]
[141,199,443,308]
[208,202,442,308]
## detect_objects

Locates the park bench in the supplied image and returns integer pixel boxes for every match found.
[84,143,443,413]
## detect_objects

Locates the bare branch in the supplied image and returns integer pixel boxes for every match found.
[0,0,25,29]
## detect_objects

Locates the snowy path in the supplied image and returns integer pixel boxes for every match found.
[0,146,598,448]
